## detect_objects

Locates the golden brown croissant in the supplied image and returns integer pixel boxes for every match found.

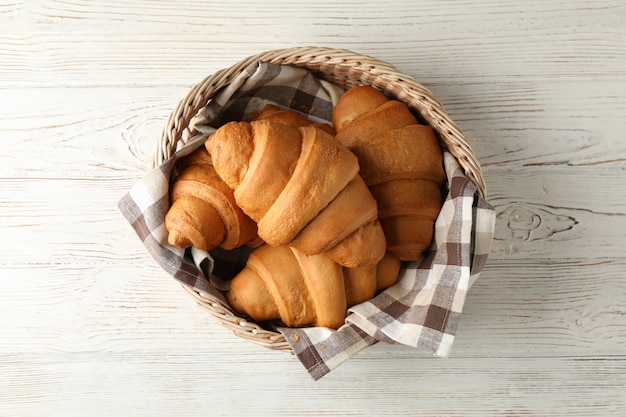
[205,119,387,268]
[332,86,446,261]
[343,251,401,308]
[254,104,336,135]
[164,147,259,251]
[226,245,401,329]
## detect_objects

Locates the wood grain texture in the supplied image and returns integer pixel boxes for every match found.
[1,260,623,357]
[2,79,626,176]
[1,170,624,262]
[0,86,185,175]
[430,80,626,168]
[0,1,624,87]
[1,0,625,415]
[1,353,625,416]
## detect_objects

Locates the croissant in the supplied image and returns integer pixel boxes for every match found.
[164,147,259,251]
[226,245,401,329]
[254,104,336,135]
[344,251,402,308]
[205,119,387,268]
[332,86,446,261]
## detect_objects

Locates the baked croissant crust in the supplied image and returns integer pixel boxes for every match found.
[164,147,259,251]
[205,119,387,268]
[332,86,446,261]
[343,251,402,308]
[226,245,401,329]
[254,104,336,135]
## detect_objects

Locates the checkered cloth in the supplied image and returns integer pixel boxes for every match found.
[118,60,495,380]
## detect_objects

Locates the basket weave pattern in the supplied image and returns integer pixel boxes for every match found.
[154,47,486,351]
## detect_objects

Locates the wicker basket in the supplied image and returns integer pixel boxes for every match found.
[153,46,487,352]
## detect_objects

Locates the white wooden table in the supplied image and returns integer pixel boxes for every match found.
[2,1,625,415]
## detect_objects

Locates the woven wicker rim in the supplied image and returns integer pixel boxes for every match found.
[154,46,487,351]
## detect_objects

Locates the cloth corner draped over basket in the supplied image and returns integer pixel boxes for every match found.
[118,60,496,381]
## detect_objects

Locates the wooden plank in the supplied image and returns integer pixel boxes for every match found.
[1,167,623,262]
[0,176,143,262]
[0,352,624,416]
[455,260,626,357]
[429,80,626,169]
[1,1,624,87]
[486,167,626,260]
[1,79,624,176]
[0,261,241,354]
[0,259,624,357]
[0,86,188,175]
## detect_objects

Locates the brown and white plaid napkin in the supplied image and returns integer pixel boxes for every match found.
[118,60,495,380]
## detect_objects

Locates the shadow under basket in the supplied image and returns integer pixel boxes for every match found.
[153,46,488,352]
